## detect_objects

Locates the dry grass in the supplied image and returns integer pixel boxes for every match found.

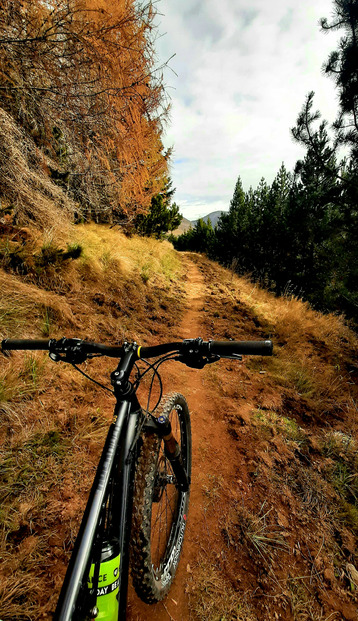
[222,502,290,562]
[70,223,183,288]
[286,578,338,621]
[187,252,358,620]
[187,555,257,621]
[0,270,77,338]
[0,108,76,233]
[0,223,185,342]
[235,273,354,351]
[201,254,356,352]
[198,254,358,425]
[0,357,116,620]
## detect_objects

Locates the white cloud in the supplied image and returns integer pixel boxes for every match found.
[155,0,341,220]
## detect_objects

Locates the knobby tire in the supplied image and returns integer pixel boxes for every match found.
[130,393,192,603]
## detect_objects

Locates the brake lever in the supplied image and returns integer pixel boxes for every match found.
[49,338,88,364]
[175,353,220,369]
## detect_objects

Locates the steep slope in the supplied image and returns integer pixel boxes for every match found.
[1,225,358,620]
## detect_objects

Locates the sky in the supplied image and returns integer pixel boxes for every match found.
[154,0,342,221]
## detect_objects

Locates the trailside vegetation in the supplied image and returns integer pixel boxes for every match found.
[134,178,183,239]
[170,217,215,253]
[172,0,358,324]
[0,0,170,227]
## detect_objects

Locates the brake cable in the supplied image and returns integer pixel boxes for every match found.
[60,346,181,411]
[71,364,115,395]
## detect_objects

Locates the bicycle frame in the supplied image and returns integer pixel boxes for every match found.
[54,351,144,621]
[1,335,272,619]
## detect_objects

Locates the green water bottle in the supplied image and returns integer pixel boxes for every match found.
[87,540,120,620]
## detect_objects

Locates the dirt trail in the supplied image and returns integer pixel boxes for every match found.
[127,255,236,621]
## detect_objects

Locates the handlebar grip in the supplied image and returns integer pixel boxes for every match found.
[2,339,51,351]
[209,340,273,356]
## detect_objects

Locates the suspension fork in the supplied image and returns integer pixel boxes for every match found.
[144,415,190,492]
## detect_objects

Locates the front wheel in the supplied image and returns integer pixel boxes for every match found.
[130,393,192,603]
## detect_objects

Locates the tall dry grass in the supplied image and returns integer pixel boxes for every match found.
[0,108,76,233]
[197,254,358,419]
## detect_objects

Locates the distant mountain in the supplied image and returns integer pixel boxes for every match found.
[171,210,227,236]
[191,211,224,228]
[171,216,192,236]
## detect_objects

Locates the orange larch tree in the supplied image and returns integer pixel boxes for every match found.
[0,0,170,226]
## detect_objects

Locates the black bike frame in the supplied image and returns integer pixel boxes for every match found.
[54,353,143,621]
[2,335,273,620]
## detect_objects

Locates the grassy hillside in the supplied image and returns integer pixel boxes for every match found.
[0,223,358,620]
[186,255,358,621]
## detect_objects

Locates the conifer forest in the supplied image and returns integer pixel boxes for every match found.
[173,0,358,326]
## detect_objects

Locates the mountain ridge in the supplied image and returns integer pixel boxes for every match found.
[172,210,226,235]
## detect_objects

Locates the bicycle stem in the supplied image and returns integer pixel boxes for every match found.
[110,343,139,399]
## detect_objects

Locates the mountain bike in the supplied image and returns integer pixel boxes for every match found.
[1,336,273,620]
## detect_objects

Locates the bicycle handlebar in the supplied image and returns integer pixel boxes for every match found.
[2,337,273,360]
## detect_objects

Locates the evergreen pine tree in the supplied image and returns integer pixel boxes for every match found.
[321,0,358,163]
[135,193,182,239]
[290,114,341,305]
[215,177,249,268]
[264,164,292,291]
